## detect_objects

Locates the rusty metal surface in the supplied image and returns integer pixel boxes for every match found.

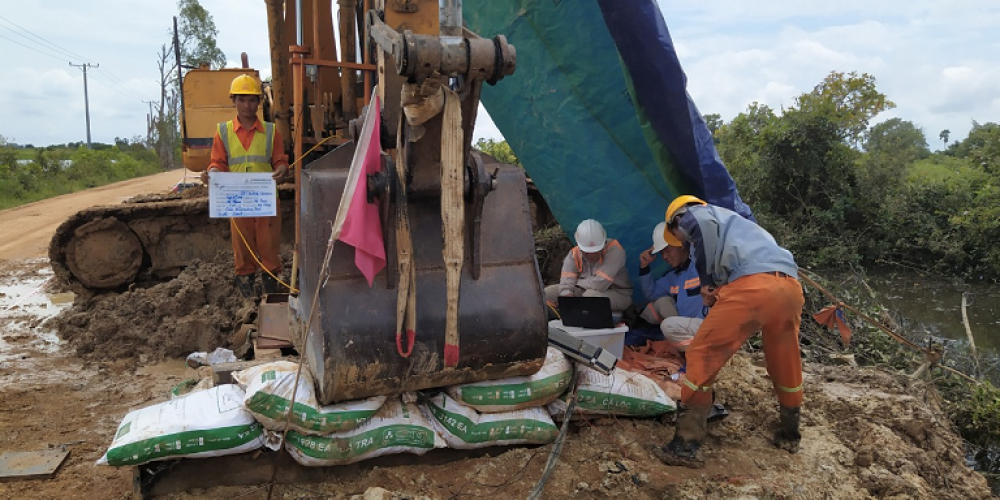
[258,293,292,343]
[0,450,70,482]
[296,150,547,404]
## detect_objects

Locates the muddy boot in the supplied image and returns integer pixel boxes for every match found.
[773,406,801,453]
[654,405,710,468]
[235,275,255,299]
[262,273,281,295]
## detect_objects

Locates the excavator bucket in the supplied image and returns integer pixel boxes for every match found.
[292,144,548,404]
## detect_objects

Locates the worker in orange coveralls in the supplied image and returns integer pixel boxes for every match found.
[655,195,805,468]
[200,74,289,298]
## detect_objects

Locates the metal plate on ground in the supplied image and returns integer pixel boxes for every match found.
[0,450,70,481]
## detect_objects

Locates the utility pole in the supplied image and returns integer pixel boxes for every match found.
[69,62,99,149]
[142,100,156,145]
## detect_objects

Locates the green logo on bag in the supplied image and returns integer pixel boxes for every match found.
[115,421,132,439]
[262,370,276,382]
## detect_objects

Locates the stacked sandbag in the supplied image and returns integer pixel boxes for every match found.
[284,396,446,466]
[548,365,675,419]
[97,385,264,466]
[420,392,559,449]
[233,361,386,435]
[445,347,572,412]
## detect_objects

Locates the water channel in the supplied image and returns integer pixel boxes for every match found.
[858,271,1000,356]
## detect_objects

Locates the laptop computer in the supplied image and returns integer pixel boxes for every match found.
[558,296,615,329]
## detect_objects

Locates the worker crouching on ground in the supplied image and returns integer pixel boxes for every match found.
[656,195,805,468]
[544,219,633,313]
[637,222,707,352]
[200,74,290,298]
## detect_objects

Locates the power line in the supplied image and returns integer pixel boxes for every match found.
[94,67,149,100]
[0,14,92,63]
[89,69,148,102]
[0,32,67,63]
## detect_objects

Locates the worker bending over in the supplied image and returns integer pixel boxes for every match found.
[201,75,289,298]
[637,222,707,352]
[656,195,804,468]
[545,219,633,313]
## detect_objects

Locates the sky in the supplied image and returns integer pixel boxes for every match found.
[1,1,998,151]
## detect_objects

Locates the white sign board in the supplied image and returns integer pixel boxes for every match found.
[208,172,277,218]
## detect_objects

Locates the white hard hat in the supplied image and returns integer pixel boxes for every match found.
[575,219,607,253]
[651,222,669,254]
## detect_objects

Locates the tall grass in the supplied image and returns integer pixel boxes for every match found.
[0,146,162,211]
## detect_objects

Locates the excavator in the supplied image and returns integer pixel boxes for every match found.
[50,0,749,406]
[66,1,756,495]
[51,0,546,404]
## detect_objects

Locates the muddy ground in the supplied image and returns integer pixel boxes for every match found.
[0,255,993,499]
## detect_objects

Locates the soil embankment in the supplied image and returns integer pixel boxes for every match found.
[0,175,993,499]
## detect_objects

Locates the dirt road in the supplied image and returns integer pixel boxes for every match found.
[0,169,190,260]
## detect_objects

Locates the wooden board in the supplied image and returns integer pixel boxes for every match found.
[0,450,70,481]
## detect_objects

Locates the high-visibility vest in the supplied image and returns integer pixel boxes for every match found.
[217,120,274,173]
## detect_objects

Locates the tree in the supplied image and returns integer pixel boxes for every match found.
[176,0,226,71]
[793,71,895,146]
[715,102,777,206]
[864,118,930,163]
[703,113,723,138]
[0,135,16,178]
[939,129,951,147]
[149,0,225,169]
[474,138,520,166]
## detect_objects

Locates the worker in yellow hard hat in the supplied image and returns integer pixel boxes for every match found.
[634,221,707,352]
[655,195,804,468]
[544,219,633,313]
[202,74,290,298]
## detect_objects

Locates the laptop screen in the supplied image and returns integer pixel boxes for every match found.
[558,296,615,329]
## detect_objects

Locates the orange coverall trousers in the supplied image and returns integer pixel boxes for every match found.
[230,209,281,276]
[681,272,805,410]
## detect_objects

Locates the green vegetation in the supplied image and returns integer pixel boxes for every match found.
[0,136,161,211]
[714,70,1000,281]
[474,138,521,167]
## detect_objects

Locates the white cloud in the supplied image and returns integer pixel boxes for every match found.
[2,0,999,150]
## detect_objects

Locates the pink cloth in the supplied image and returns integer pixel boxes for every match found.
[338,95,386,286]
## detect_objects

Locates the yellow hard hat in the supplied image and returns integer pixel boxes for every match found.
[659,221,684,247]
[663,195,706,243]
[229,74,262,96]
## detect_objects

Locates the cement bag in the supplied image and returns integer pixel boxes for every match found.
[97,384,264,466]
[548,365,675,418]
[445,347,572,413]
[233,361,386,435]
[284,397,445,466]
[421,392,558,449]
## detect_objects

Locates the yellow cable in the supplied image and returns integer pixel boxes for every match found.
[231,220,299,293]
[546,300,561,319]
[228,133,335,294]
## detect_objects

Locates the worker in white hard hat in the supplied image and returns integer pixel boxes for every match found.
[201,74,290,299]
[544,219,633,312]
[636,221,707,352]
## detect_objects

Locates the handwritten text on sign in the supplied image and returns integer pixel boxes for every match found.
[208,172,277,218]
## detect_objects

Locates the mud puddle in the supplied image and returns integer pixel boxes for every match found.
[0,259,69,362]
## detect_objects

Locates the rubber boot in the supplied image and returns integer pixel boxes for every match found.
[235,275,255,299]
[262,273,281,295]
[655,405,711,468]
[773,406,801,453]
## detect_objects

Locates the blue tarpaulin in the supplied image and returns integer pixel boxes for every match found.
[465,0,751,297]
